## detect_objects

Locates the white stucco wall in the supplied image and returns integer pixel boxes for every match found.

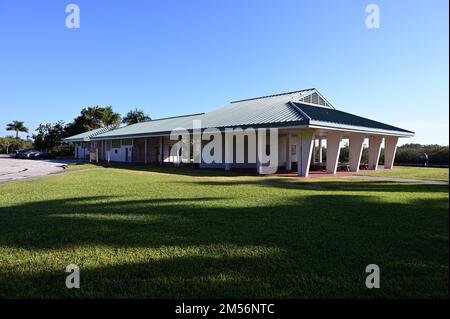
[109,144,133,162]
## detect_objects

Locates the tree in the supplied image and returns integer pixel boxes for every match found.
[65,106,121,136]
[6,120,29,138]
[393,143,449,166]
[122,108,151,125]
[33,121,66,151]
[0,136,32,154]
[0,136,17,154]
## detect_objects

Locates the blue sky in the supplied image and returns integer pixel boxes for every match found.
[0,0,448,145]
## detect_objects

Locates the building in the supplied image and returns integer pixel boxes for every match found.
[66,126,117,161]
[64,89,414,176]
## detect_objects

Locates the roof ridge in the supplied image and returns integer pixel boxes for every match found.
[90,125,115,135]
[288,101,312,121]
[147,112,205,122]
[230,88,316,104]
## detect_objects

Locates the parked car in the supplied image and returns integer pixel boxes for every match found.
[9,150,25,158]
[30,152,56,160]
[15,150,28,158]
[19,150,38,159]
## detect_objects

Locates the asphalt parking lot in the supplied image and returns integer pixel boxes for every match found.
[0,155,80,183]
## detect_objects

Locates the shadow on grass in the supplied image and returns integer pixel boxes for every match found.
[89,163,449,194]
[0,187,448,298]
[173,178,449,193]
[101,164,258,177]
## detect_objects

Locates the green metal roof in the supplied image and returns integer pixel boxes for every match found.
[292,102,414,135]
[93,90,315,139]
[201,94,307,128]
[63,126,116,142]
[92,113,205,139]
[63,89,414,140]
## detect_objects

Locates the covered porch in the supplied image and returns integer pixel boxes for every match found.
[274,128,400,177]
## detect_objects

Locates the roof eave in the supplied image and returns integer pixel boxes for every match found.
[90,121,414,139]
[63,137,91,142]
[91,121,313,140]
[308,120,415,137]
[63,138,82,142]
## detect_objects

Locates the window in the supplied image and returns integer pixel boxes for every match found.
[291,145,296,155]
[122,139,132,146]
[112,140,121,148]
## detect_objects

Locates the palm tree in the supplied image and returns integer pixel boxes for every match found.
[122,108,151,125]
[6,120,29,138]
[65,106,122,136]
[98,106,122,127]
[79,106,120,128]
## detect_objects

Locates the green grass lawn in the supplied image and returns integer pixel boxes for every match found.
[356,166,449,182]
[0,165,448,298]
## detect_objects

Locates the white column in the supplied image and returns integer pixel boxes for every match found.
[384,136,399,169]
[349,134,365,172]
[318,139,323,163]
[224,132,232,171]
[96,147,99,163]
[312,139,316,163]
[297,129,315,177]
[285,132,292,171]
[368,136,383,170]
[256,129,265,175]
[256,135,262,174]
[131,138,134,163]
[326,131,342,174]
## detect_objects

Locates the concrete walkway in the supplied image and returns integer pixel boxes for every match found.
[346,175,449,185]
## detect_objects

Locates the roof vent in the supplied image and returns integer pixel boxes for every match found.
[299,91,332,107]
